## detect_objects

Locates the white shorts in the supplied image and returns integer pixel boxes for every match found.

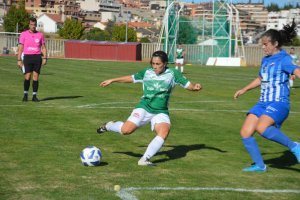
[176,58,184,65]
[127,108,171,131]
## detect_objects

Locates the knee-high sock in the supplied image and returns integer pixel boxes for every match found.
[106,121,124,134]
[289,79,294,87]
[181,66,184,73]
[32,80,39,94]
[142,136,164,160]
[262,126,296,150]
[24,79,30,92]
[242,137,265,168]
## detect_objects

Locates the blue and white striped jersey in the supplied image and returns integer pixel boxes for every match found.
[259,50,298,102]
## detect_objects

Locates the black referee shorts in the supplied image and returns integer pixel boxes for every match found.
[23,54,42,74]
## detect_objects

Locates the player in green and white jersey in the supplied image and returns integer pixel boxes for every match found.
[97,51,202,166]
[289,47,299,88]
[175,44,185,73]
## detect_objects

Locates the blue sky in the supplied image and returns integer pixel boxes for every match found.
[181,0,296,8]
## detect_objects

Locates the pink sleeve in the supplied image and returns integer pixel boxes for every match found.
[41,33,45,44]
[19,32,25,44]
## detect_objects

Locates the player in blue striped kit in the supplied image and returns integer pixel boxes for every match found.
[234,20,300,172]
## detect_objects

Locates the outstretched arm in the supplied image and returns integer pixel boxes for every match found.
[186,82,202,91]
[234,77,261,99]
[99,75,133,87]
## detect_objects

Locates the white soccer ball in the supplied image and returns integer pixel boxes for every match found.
[80,146,102,166]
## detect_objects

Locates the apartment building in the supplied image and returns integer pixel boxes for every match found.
[267,8,300,35]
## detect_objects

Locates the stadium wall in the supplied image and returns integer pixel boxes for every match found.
[0,34,299,66]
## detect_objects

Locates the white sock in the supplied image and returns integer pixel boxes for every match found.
[181,66,184,73]
[142,136,164,160]
[289,79,294,87]
[106,121,124,134]
[175,66,178,70]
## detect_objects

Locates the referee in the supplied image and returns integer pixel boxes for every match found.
[17,17,47,102]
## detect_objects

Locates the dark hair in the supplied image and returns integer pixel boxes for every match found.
[29,17,37,23]
[150,51,168,64]
[261,19,297,48]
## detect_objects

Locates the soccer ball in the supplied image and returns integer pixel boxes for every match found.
[80,146,102,166]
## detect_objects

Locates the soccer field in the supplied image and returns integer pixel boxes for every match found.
[0,56,300,200]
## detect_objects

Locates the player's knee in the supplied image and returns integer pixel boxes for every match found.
[255,125,267,135]
[240,129,252,138]
[121,127,134,135]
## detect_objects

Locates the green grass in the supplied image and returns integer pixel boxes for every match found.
[0,56,300,200]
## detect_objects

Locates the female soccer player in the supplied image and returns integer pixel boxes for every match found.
[97,51,202,166]
[288,47,299,88]
[175,44,186,73]
[234,21,300,172]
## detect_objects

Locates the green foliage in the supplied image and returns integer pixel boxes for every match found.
[266,3,280,11]
[105,20,115,40]
[111,24,137,42]
[178,16,197,44]
[58,18,85,39]
[140,37,151,43]
[82,28,110,41]
[3,0,30,32]
[291,36,300,46]
[283,4,294,10]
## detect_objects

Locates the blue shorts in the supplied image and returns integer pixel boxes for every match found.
[248,101,290,128]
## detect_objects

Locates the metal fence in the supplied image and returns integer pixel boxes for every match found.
[1,33,299,67]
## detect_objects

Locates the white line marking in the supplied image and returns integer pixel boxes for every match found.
[1,104,300,114]
[116,187,300,200]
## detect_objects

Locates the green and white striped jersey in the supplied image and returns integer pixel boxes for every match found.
[176,48,184,59]
[132,67,190,115]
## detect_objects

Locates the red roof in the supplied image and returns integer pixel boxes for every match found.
[44,14,63,23]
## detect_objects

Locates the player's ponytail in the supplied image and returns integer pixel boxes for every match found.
[262,19,297,48]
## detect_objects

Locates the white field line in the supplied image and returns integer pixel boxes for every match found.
[1,103,300,114]
[116,187,300,200]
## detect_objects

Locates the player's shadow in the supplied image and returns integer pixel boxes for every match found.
[263,150,300,172]
[113,144,227,164]
[40,95,83,101]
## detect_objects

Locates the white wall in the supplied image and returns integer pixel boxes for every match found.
[37,15,58,33]
[77,0,100,12]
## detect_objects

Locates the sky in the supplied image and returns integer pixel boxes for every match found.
[181,0,297,8]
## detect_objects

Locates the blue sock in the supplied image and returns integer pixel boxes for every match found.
[242,137,265,168]
[262,126,296,150]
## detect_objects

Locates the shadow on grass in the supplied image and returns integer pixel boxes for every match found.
[263,150,300,172]
[40,95,83,101]
[113,144,227,164]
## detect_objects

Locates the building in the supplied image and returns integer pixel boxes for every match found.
[267,8,300,36]
[76,0,100,12]
[37,13,63,32]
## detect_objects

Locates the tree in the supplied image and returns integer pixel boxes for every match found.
[178,16,197,44]
[58,18,85,39]
[266,3,280,12]
[292,36,300,46]
[82,28,110,41]
[3,0,30,33]
[140,37,151,43]
[105,20,115,40]
[111,25,137,42]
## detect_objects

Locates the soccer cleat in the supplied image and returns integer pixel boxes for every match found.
[32,95,40,102]
[291,142,300,163]
[96,121,114,134]
[22,94,28,102]
[242,164,267,172]
[138,158,156,166]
